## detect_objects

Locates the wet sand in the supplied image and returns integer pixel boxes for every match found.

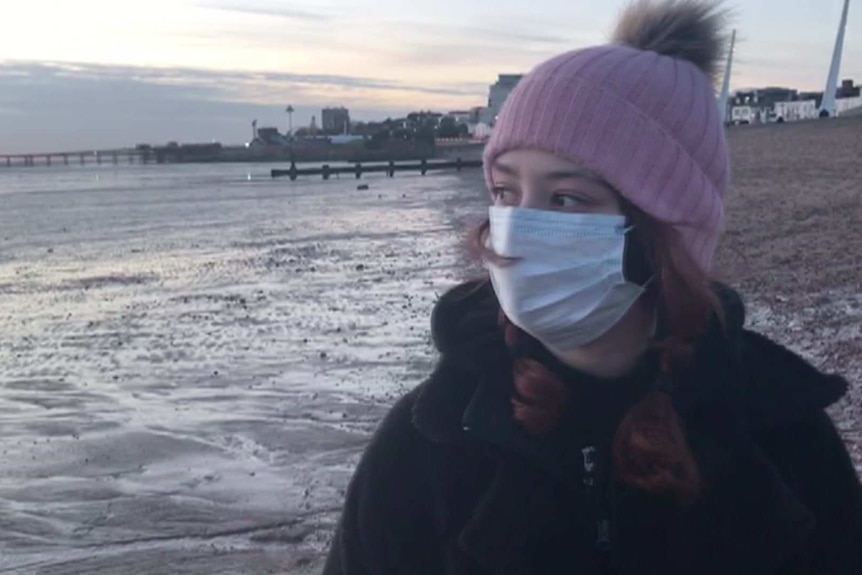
[0,167,485,573]
[2,117,862,574]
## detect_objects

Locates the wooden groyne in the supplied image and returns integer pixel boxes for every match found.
[271,158,482,180]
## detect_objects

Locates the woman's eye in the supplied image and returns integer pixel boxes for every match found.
[492,187,518,205]
[551,193,586,208]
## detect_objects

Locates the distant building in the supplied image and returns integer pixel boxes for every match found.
[446,110,472,124]
[757,87,798,102]
[799,91,825,108]
[773,100,818,122]
[837,79,861,98]
[730,87,800,123]
[728,79,862,124]
[484,74,524,125]
[469,122,492,139]
[350,121,384,137]
[250,127,290,147]
[733,87,796,106]
[322,107,351,135]
[836,94,862,115]
[730,106,760,125]
[406,111,443,128]
[390,117,409,130]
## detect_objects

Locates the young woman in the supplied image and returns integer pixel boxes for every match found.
[323,1,862,573]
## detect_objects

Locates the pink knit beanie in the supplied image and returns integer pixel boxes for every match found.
[483,0,730,271]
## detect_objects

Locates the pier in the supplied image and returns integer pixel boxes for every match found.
[271,158,482,180]
[0,149,153,168]
[0,143,226,168]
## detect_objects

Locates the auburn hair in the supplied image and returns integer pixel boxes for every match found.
[469,202,722,505]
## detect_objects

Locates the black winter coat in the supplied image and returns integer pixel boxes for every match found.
[324,281,862,575]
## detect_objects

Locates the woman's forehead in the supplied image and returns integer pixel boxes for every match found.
[491,150,614,192]
[492,150,603,181]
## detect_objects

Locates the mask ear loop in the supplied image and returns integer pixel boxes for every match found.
[622,223,663,350]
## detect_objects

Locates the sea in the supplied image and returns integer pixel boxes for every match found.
[0,163,487,574]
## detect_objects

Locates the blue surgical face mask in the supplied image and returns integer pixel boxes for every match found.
[486,206,645,351]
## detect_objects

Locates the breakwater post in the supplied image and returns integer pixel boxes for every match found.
[271,158,482,180]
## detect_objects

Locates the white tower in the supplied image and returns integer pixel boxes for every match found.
[717,29,736,125]
[821,0,851,117]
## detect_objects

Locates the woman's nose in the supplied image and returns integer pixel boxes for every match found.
[518,187,546,210]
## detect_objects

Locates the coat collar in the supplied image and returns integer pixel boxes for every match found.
[413,280,848,443]
[412,280,848,575]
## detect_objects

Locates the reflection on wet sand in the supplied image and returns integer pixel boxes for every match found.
[0,165,486,573]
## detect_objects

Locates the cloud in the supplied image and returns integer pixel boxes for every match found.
[359,17,601,79]
[405,22,577,47]
[390,42,554,70]
[0,60,485,104]
[195,0,333,22]
[0,61,486,153]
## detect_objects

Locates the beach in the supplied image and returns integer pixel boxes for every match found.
[1,116,861,574]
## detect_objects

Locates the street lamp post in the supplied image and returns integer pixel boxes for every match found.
[286,105,295,137]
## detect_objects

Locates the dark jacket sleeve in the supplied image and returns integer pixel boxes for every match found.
[758,410,862,573]
[323,389,442,575]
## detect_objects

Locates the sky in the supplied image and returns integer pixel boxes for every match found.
[0,0,859,153]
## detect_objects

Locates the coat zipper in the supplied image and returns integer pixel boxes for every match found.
[581,445,612,553]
